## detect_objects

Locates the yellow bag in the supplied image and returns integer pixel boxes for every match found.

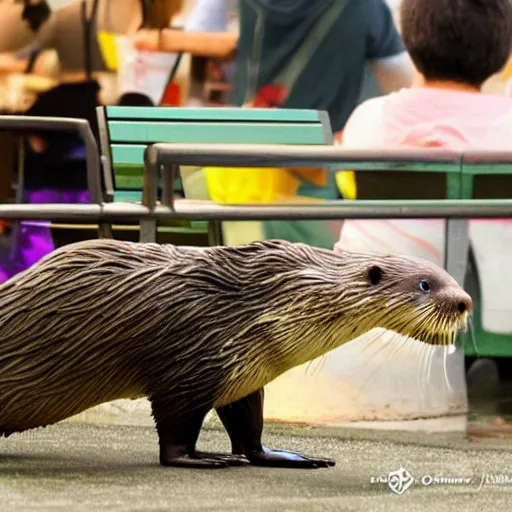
[204,167,325,204]
[335,170,357,200]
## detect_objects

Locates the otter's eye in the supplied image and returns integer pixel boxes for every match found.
[367,265,383,285]
[419,280,431,293]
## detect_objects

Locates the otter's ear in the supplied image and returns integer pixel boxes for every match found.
[367,265,383,285]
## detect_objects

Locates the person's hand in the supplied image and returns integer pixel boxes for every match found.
[132,29,160,52]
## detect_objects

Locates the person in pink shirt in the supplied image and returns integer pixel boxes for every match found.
[336,0,512,335]
[340,0,512,150]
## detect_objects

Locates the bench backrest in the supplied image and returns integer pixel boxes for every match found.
[96,106,333,202]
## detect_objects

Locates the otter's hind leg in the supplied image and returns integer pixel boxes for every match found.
[151,396,227,468]
[215,388,336,469]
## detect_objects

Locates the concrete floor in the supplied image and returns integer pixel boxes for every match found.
[2,421,512,512]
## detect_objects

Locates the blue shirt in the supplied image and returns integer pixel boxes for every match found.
[235,0,404,132]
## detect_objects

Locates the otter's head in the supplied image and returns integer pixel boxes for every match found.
[187,240,472,372]
[335,251,472,346]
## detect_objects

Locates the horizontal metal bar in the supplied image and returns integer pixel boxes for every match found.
[461,150,512,176]
[463,149,512,165]
[145,143,463,172]
[0,204,102,221]
[1,199,512,222]
[0,116,90,133]
[168,199,512,220]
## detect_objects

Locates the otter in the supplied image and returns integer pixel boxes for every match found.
[0,239,471,469]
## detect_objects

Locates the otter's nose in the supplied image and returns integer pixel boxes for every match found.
[454,290,473,315]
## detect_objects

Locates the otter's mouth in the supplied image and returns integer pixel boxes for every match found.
[383,303,470,346]
[406,311,470,346]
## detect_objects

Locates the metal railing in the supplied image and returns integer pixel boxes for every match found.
[2,141,512,282]
[1,199,512,222]
[2,142,512,221]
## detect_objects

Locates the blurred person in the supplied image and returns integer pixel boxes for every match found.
[117,1,187,106]
[0,1,185,280]
[181,0,237,106]
[135,0,415,136]
[0,0,146,96]
[134,0,415,248]
[0,0,51,53]
[338,0,512,150]
[0,1,181,100]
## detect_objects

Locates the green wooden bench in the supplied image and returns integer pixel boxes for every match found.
[96,106,334,245]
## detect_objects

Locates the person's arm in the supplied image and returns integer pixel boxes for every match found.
[366,0,415,92]
[134,0,237,59]
[133,29,238,59]
[371,52,415,93]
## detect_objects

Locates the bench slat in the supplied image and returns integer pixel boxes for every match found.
[114,190,144,202]
[98,106,332,242]
[108,122,326,145]
[105,106,322,123]
[110,144,147,164]
[113,166,145,190]
[111,145,146,164]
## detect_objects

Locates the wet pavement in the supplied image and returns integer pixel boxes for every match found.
[1,421,512,512]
